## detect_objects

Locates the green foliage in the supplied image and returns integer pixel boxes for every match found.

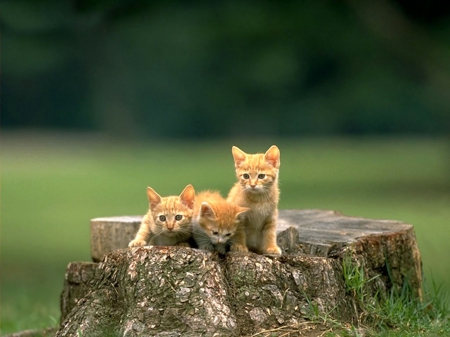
[342,253,380,306]
[339,254,450,336]
[301,254,450,336]
[1,134,449,335]
[2,1,449,136]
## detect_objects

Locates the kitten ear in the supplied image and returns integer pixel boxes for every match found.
[179,184,195,209]
[264,145,280,168]
[235,206,250,221]
[231,146,247,168]
[146,187,162,210]
[200,202,215,220]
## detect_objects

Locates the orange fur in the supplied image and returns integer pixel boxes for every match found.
[227,145,281,255]
[193,190,249,254]
[129,184,195,247]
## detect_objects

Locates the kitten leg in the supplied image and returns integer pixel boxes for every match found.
[129,227,153,247]
[129,233,148,247]
[198,242,215,252]
[230,243,248,252]
[261,218,281,255]
[215,243,228,254]
[229,229,248,252]
[129,216,151,248]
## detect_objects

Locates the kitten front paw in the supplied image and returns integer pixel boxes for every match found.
[128,239,146,248]
[215,243,227,254]
[198,243,215,252]
[265,245,282,255]
[230,243,248,252]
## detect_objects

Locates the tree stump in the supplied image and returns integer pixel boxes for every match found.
[90,216,141,262]
[58,209,423,337]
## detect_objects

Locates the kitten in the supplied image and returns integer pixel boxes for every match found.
[227,145,282,255]
[128,184,195,248]
[193,190,249,254]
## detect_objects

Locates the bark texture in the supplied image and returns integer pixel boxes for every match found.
[57,209,423,337]
[91,216,141,262]
[276,210,423,298]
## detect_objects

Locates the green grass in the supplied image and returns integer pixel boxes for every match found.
[339,254,450,336]
[303,254,450,337]
[1,132,449,335]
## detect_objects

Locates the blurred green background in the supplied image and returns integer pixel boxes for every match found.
[1,0,450,334]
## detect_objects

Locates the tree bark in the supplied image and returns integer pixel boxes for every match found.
[91,216,141,262]
[276,209,423,298]
[58,209,423,336]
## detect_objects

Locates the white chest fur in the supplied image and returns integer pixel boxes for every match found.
[244,202,277,250]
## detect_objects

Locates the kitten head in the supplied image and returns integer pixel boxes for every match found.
[231,145,280,193]
[147,184,195,237]
[197,200,248,245]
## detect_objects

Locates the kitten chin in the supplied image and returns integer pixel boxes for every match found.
[227,145,282,255]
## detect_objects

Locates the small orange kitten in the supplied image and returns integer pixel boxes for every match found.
[128,184,195,248]
[227,145,281,255]
[193,190,249,254]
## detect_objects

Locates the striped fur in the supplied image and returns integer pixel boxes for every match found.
[227,145,281,255]
[192,190,249,254]
[129,184,195,247]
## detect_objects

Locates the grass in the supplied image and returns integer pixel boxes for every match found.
[1,131,450,335]
[338,253,450,336]
[251,254,450,336]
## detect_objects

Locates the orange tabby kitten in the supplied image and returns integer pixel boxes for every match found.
[227,145,281,255]
[193,190,249,254]
[128,184,195,247]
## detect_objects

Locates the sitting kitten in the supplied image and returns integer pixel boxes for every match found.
[128,184,195,248]
[227,145,282,255]
[193,190,249,254]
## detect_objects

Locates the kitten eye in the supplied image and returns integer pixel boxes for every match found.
[258,173,266,179]
[175,215,183,221]
[212,231,219,236]
[243,173,250,179]
[225,233,232,237]
[159,215,166,222]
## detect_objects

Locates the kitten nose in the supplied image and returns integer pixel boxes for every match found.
[167,223,174,230]
[250,181,257,188]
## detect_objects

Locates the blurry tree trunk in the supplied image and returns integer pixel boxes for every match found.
[57,210,423,337]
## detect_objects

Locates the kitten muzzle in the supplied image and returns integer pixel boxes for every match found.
[247,186,261,193]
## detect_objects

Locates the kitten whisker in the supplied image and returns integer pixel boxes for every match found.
[175,228,192,235]
[151,230,164,238]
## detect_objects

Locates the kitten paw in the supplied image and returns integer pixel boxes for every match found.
[198,244,215,252]
[230,244,248,252]
[265,246,282,255]
[128,239,146,248]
